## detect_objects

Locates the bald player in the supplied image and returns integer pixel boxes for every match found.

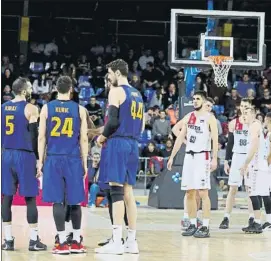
[2,78,47,251]
[172,97,214,230]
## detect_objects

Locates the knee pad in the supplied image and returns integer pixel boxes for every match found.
[250,196,261,211]
[110,186,124,203]
[25,197,38,224]
[2,195,13,222]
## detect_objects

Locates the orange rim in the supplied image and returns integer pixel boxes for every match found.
[208,55,233,65]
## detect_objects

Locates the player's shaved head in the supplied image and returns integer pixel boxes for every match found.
[56,76,72,94]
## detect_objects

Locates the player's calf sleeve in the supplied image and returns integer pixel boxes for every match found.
[70,205,82,230]
[53,203,65,231]
[106,190,114,224]
[110,186,124,203]
[250,196,261,211]
[65,205,72,222]
[25,197,38,224]
[262,196,271,214]
[2,195,13,222]
[124,206,129,227]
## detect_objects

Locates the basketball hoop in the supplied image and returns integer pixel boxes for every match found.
[208,56,233,88]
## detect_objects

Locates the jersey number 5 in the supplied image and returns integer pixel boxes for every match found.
[5,115,14,135]
[131,101,143,120]
[50,117,73,137]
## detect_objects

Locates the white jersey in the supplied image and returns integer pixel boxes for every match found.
[232,118,249,154]
[185,112,211,152]
[248,124,269,171]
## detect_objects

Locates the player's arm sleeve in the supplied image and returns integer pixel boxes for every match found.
[102,105,120,138]
[225,132,234,161]
[28,105,39,159]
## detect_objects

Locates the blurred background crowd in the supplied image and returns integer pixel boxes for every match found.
[2,1,271,200]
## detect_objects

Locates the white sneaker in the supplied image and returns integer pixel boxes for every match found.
[95,239,124,255]
[124,240,139,254]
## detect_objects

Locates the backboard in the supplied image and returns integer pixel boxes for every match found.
[168,9,266,70]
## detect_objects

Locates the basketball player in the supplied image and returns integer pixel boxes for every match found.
[96,73,130,247]
[219,99,255,229]
[38,76,87,254]
[240,107,271,233]
[95,59,144,254]
[1,78,47,251]
[172,97,214,229]
[168,91,218,238]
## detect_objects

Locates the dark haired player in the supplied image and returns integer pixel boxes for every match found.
[2,78,47,251]
[168,91,218,238]
[38,76,88,254]
[95,59,144,255]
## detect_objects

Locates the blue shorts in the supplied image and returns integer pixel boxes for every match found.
[1,149,38,197]
[105,137,139,185]
[97,146,110,190]
[42,155,85,205]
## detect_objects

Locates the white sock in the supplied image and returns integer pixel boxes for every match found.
[224,213,230,219]
[197,210,201,219]
[190,218,197,226]
[30,227,38,241]
[65,221,72,236]
[255,219,261,225]
[203,219,209,228]
[249,213,255,219]
[4,225,12,241]
[266,214,271,223]
[127,229,136,241]
[183,213,189,219]
[73,229,81,242]
[58,231,66,244]
[112,225,122,243]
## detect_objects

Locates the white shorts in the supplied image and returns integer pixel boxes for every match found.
[228,153,248,187]
[248,166,270,196]
[181,152,211,190]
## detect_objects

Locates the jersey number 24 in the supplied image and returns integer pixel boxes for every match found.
[50,117,73,137]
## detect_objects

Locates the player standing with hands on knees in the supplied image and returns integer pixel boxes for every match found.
[38,76,88,254]
[1,78,47,251]
[168,91,218,238]
[95,59,144,255]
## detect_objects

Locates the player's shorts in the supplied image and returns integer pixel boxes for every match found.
[248,165,270,196]
[97,146,110,190]
[105,136,139,185]
[181,151,211,190]
[228,153,249,187]
[1,149,38,197]
[42,155,85,205]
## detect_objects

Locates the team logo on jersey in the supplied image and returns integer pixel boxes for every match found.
[200,119,204,123]
[188,113,196,125]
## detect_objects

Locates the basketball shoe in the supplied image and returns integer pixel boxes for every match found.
[52,241,70,255]
[95,239,124,255]
[70,236,87,253]
[182,224,197,236]
[124,239,139,254]
[193,226,210,238]
[219,217,229,229]
[2,237,14,251]
[262,222,271,231]
[242,217,255,232]
[28,236,47,251]
[243,222,263,234]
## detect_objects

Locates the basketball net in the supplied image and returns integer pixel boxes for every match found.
[208,56,233,88]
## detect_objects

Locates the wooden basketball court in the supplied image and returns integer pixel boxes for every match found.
[3,206,271,261]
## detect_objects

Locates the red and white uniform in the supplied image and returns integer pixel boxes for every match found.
[228,118,249,186]
[248,125,270,196]
[181,112,212,190]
